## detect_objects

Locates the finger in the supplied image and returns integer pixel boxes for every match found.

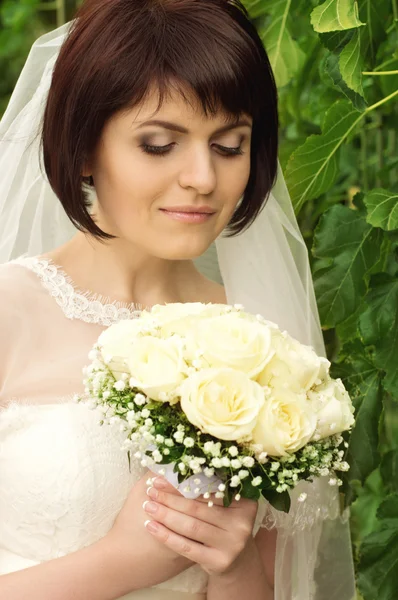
[143,498,222,545]
[147,476,183,496]
[147,486,232,530]
[144,519,217,565]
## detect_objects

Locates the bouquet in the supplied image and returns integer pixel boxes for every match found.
[78,302,355,512]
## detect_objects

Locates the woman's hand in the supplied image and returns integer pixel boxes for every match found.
[143,476,258,576]
[104,471,193,591]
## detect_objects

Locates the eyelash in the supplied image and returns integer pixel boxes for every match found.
[140,143,244,158]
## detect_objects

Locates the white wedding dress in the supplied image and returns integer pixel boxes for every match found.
[0,256,212,599]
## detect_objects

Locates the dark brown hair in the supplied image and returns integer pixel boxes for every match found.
[41,0,278,238]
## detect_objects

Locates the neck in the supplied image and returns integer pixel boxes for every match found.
[42,231,202,307]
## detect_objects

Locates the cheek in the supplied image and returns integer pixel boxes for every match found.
[95,150,171,223]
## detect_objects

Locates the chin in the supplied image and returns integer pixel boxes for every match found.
[159,237,215,261]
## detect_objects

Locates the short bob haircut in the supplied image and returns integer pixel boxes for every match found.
[41,0,278,239]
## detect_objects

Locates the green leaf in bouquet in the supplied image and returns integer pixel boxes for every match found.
[364,189,398,232]
[240,477,261,502]
[359,274,398,396]
[312,205,384,327]
[357,493,398,600]
[310,0,365,33]
[285,100,363,213]
[263,489,291,513]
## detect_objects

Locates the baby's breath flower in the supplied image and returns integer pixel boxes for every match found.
[184,437,195,448]
[174,431,185,443]
[114,380,126,392]
[211,458,223,468]
[228,446,239,457]
[208,501,214,507]
[235,494,241,501]
[238,470,249,480]
[141,409,151,419]
[204,467,215,478]
[242,456,255,468]
[298,493,307,502]
[203,492,210,499]
[258,452,268,464]
[163,448,170,455]
[270,461,280,472]
[134,393,147,406]
[221,457,231,467]
[165,438,174,447]
[156,434,165,443]
[230,475,241,487]
[251,476,262,487]
[230,458,242,469]
[218,483,226,492]
[215,492,224,499]
[328,478,337,486]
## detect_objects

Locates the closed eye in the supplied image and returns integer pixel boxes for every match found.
[140,142,244,157]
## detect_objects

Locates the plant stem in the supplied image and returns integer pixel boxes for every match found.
[365,89,398,113]
[362,70,398,76]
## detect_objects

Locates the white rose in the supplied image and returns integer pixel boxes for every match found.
[126,335,188,402]
[257,331,330,392]
[252,388,317,457]
[309,377,355,439]
[192,313,274,378]
[98,319,146,376]
[150,302,229,338]
[180,368,265,441]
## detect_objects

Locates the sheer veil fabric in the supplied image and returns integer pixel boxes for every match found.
[0,21,356,600]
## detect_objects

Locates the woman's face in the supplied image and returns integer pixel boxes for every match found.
[88,85,252,260]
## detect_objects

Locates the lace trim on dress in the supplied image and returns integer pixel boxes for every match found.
[11,256,143,326]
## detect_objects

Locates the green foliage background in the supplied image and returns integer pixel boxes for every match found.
[1,1,397,598]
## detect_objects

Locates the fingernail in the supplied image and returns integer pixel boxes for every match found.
[153,477,168,489]
[143,501,158,514]
[144,520,159,533]
[147,486,158,500]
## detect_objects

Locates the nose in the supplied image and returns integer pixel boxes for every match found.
[178,145,217,195]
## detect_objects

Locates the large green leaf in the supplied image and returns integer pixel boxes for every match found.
[333,346,383,504]
[359,274,398,397]
[364,189,398,232]
[357,0,391,66]
[312,204,384,326]
[380,451,398,494]
[260,0,306,88]
[358,494,398,600]
[286,100,363,212]
[311,0,365,33]
[339,28,364,95]
[326,53,367,110]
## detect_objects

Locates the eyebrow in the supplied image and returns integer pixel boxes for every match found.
[135,118,252,135]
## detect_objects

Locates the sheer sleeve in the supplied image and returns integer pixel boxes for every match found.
[0,261,105,409]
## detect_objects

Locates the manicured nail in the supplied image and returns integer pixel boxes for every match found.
[147,486,158,500]
[143,501,158,514]
[144,520,159,533]
[153,477,168,489]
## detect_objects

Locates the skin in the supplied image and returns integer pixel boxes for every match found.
[43,83,276,598]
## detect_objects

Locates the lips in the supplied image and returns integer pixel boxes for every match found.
[160,206,216,214]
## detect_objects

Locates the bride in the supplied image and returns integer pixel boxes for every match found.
[0,0,356,598]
